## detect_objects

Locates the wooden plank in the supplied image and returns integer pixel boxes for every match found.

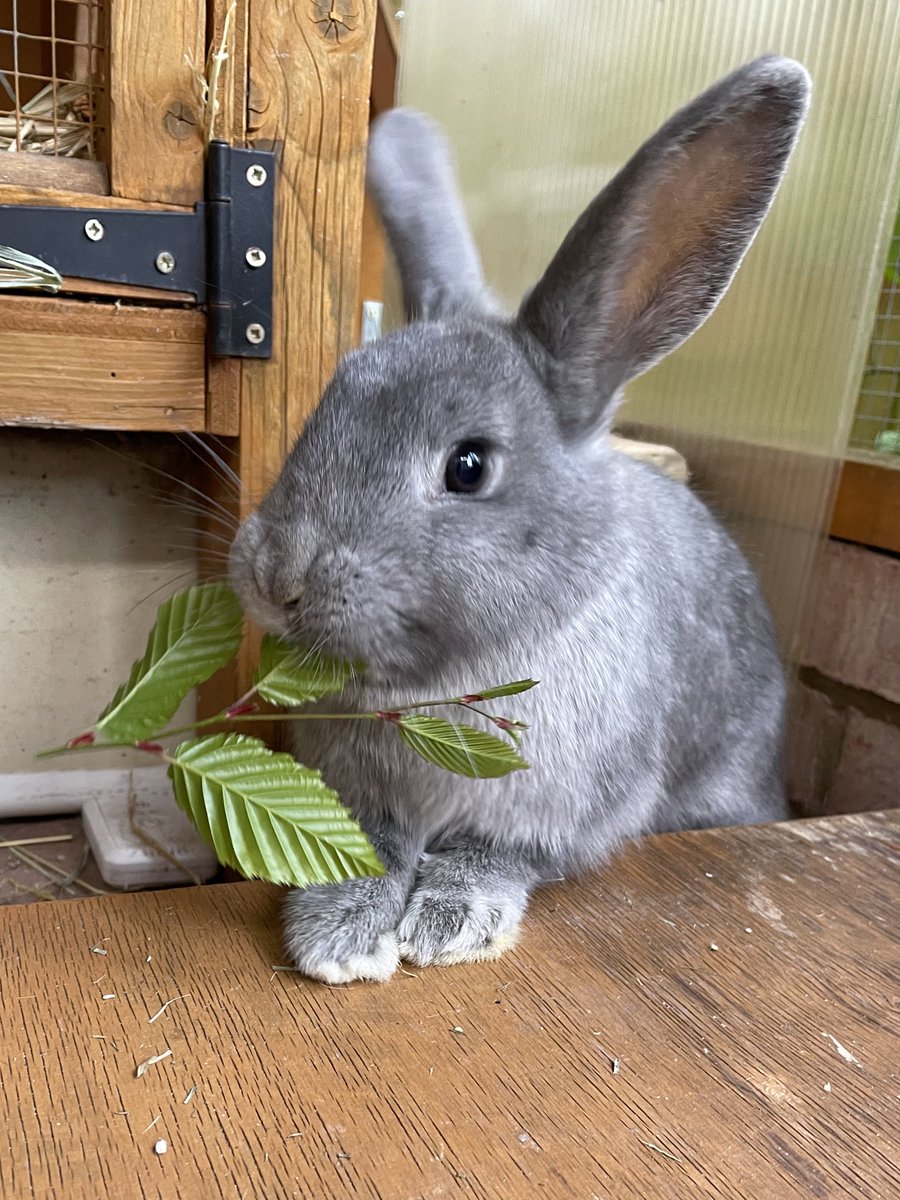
[0,296,205,431]
[203,0,248,442]
[59,279,197,304]
[240,0,377,508]
[205,359,241,436]
[371,0,399,116]
[829,455,900,554]
[0,156,110,195]
[207,0,249,146]
[0,184,189,213]
[194,0,252,724]
[108,0,206,204]
[357,1,398,310]
[0,811,897,1197]
[197,0,377,717]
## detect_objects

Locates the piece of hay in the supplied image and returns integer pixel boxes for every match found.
[135,1048,173,1078]
[0,247,62,294]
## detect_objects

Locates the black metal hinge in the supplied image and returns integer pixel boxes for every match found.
[0,141,275,358]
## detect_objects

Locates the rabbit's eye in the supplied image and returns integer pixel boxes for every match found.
[445,441,487,494]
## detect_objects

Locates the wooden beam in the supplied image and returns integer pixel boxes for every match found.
[0,296,205,431]
[108,0,207,204]
[371,0,399,116]
[196,0,378,718]
[830,455,900,554]
[241,0,378,507]
[0,184,189,213]
[0,156,110,195]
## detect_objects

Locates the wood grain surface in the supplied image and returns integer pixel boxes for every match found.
[108,0,207,205]
[240,0,377,508]
[2,811,897,1199]
[0,297,206,431]
[830,456,900,555]
[0,156,110,196]
[0,184,188,213]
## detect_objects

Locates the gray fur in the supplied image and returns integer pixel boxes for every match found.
[230,56,810,982]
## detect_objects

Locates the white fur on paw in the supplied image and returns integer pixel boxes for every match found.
[397,892,523,967]
[300,932,400,985]
[424,927,520,967]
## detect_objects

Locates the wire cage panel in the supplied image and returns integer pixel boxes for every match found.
[0,0,108,162]
[851,204,900,456]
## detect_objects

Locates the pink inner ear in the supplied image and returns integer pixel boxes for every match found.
[611,93,790,349]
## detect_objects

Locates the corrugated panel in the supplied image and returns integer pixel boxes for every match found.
[397,0,900,655]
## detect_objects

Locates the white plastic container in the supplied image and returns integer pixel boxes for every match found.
[82,766,219,889]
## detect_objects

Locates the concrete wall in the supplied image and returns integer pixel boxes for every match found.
[0,430,199,775]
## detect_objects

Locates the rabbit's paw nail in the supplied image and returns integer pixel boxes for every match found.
[397,892,522,967]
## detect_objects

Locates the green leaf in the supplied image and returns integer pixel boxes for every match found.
[465,679,538,701]
[168,733,384,887]
[396,715,529,779]
[253,634,354,708]
[93,583,243,742]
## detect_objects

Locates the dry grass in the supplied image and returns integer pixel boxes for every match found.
[0,81,94,157]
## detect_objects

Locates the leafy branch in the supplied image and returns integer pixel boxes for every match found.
[43,583,537,889]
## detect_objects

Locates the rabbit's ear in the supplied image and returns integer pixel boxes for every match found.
[517,55,810,438]
[367,108,488,321]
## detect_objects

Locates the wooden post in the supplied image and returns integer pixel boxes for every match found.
[108,0,207,204]
[199,0,377,717]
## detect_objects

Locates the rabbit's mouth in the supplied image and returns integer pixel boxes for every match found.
[293,616,437,685]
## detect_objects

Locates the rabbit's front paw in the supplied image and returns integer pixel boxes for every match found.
[282,876,406,984]
[397,873,529,966]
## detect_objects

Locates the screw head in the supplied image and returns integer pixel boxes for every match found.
[155,251,176,274]
[245,322,266,344]
[84,218,104,241]
[245,246,267,268]
[246,164,268,187]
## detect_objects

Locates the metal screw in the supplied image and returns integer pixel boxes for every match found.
[246,164,267,187]
[155,251,176,274]
[245,246,267,268]
[84,218,104,241]
[245,322,266,344]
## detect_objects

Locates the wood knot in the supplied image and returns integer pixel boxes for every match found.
[165,101,199,141]
[311,1,360,44]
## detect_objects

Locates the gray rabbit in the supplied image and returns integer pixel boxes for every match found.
[229,56,810,983]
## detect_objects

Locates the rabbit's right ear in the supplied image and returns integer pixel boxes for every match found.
[517,55,811,439]
[367,109,488,321]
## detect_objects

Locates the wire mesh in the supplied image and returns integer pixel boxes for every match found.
[851,203,900,456]
[0,0,107,160]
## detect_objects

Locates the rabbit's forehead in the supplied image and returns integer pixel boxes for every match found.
[318,323,531,443]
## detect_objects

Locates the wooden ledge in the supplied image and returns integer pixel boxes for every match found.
[0,295,205,431]
[830,454,900,554]
[1,811,896,1197]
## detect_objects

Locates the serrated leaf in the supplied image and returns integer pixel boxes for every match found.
[466,679,538,701]
[93,583,243,742]
[253,634,354,708]
[167,733,384,887]
[396,716,529,779]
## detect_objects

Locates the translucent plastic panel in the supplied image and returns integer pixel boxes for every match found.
[397,0,900,657]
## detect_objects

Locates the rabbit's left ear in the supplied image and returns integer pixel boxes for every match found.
[516,55,811,438]
[367,108,489,322]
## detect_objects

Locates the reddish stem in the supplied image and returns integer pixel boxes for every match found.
[66,732,95,748]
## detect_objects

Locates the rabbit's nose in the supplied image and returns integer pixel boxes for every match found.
[304,547,362,608]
